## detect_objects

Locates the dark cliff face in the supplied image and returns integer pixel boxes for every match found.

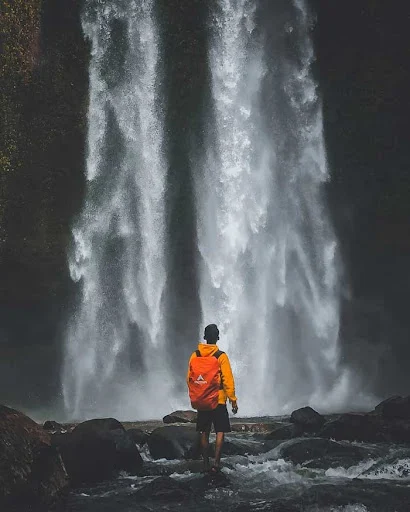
[310,0,410,395]
[0,0,88,410]
[312,0,410,299]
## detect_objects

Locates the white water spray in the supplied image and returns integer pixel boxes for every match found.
[63,0,172,420]
[62,0,367,420]
[196,0,348,414]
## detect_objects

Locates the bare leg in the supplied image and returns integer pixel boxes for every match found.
[214,432,225,468]
[200,431,210,472]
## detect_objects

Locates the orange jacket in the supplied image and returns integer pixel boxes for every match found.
[187,343,237,405]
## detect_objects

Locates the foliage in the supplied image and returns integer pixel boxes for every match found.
[0,0,42,242]
[0,0,42,81]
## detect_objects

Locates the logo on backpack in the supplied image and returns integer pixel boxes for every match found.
[195,375,207,385]
[188,350,224,411]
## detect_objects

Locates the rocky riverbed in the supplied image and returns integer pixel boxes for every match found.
[3,398,410,511]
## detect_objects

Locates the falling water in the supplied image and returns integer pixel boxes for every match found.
[62,0,172,420]
[196,0,346,415]
[63,0,362,420]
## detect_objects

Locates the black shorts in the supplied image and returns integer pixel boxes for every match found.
[196,404,231,433]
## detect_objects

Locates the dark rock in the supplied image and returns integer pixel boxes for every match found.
[72,417,124,435]
[320,412,410,444]
[197,471,231,489]
[374,396,410,419]
[104,428,144,470]
[262,440,283,452]
[0,405,68,509]
[51,418,143,485]
[290,406,325,431]
[133,476,194,501]
[319,413,385,442]
[147,425,200,460]
[373,395,403,414]
[163,410,197,424]
[0,0,90,414]
[141,462,176,477]
[379,419,410,443]
[265,423,302,441]
[127,427,149,446]
[43,420,66,433]
[305,443,386,471]
[277,437,368,467]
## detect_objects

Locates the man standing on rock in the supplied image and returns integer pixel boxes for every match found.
[187,324,238,474]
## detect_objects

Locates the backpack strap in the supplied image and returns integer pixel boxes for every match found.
[213,350,224,389]
[195,350,224,358]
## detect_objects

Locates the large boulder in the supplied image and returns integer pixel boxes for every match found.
[73,417,124,435]
[277,437,368,468]
[265,423,302,441]
[147,425,200,460]
[163,410,197,424]
[319,413,385,442]
[51,418,143,485]
[374,396,410,419]
[320,412,410,444]
[290,406,325,432]
[379,419,410,443]
[43,420,66,433]
[0,405,68,509]
[127,428,149,446]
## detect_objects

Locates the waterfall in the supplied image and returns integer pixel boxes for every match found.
[196,0,344,415]
[62,0,357,420]
[62,0,172,420]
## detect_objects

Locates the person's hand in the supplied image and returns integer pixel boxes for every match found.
[231,401,238,415]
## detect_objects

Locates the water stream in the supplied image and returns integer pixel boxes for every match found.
[63,0,170,420]
[196,0,343,414]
